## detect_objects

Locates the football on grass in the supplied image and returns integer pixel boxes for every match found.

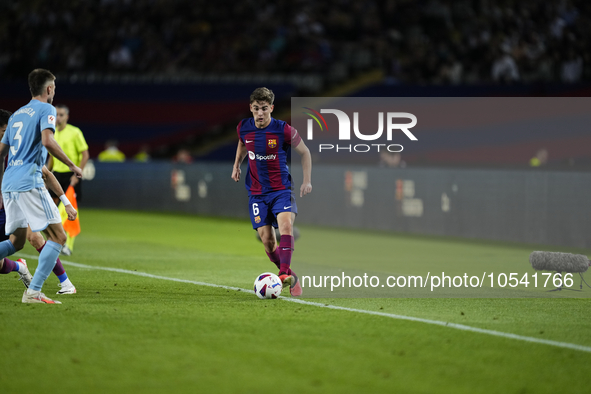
[254,273,283,299]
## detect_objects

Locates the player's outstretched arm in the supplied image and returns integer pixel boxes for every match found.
[41,129,82,179]
[294,139,312,197]
[41,166,77,221]
[231,140,247,182]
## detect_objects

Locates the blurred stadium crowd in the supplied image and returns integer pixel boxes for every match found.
[1,0,589,85]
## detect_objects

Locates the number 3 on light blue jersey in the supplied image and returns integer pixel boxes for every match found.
[10,122,23,156]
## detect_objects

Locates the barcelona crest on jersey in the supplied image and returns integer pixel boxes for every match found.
[268,139,277,148]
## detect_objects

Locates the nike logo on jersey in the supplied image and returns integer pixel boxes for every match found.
[245,140,253,143]
[283,206,291,209]
[282,248,292,251]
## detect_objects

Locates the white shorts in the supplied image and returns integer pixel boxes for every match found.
[3,187,61,234]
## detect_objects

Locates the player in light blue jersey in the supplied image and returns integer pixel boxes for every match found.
[0,109,77,295]
[0,69,82,304]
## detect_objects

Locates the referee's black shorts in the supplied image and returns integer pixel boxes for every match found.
[49,172,83,202]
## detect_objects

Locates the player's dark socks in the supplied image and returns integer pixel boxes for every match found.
[0,258,17,274]
[266,248,281,269]
[278,235,294,274]
[53,260,66,277]
[38,243,66,278]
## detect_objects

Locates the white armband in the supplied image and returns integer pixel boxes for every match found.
[59,194,71,206]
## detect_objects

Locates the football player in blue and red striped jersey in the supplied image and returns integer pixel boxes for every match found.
[232,87,312,297]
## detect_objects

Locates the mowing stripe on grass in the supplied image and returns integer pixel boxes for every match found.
[19,253,591,354]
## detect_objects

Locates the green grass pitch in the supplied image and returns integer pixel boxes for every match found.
[0,209,590,393]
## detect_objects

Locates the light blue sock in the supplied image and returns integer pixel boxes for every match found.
[29,241,62,292]
[0,240,16,260]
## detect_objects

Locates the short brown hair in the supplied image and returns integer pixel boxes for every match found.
[250,87,275,105]
[28,69,56,97]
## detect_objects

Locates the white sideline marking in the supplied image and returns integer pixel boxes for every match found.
[19,253,591,354]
